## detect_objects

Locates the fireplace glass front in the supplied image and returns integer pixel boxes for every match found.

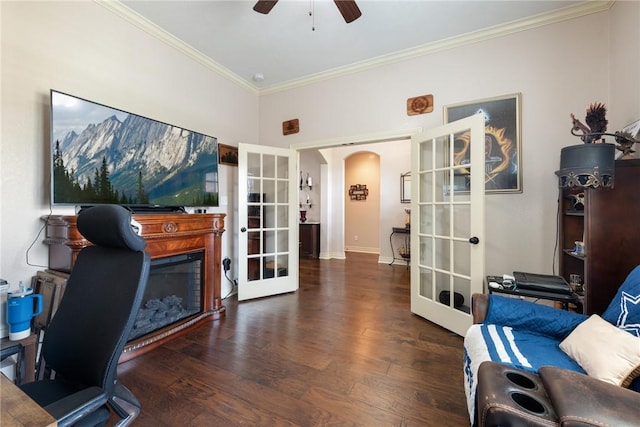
[129,251,203,340]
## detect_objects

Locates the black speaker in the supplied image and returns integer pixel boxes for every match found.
[438,290,464,308]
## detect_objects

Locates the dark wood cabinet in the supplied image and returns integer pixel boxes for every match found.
[558,159,640,315]
[299,223,320,258]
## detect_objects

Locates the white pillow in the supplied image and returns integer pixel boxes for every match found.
[559,314,640,387]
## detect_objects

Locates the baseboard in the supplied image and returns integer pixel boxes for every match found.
[344,247,379,254]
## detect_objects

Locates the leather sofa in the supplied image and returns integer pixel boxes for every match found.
[463,265,640,426]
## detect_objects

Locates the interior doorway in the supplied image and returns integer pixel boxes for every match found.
[293,128,420,263]
[344,151,380,254]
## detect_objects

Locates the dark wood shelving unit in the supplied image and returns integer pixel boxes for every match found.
[558,159,640,315]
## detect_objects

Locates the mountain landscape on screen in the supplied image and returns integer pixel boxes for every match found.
[52,91,218,207]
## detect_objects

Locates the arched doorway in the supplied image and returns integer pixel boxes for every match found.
[344,151,380,254]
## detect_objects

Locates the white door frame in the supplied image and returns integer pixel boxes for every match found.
[290,128,423,260]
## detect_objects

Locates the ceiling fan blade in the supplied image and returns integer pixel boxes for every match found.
[253,0,278,15]
[334,0,361,23]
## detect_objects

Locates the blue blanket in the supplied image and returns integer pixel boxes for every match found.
[463,296,588,425]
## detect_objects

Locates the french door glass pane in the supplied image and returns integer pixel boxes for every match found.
[419,268,433,299]
[247,153,260,176]
[277,156,288,179]
[419,205,433,234]
[420,139,433,171]
[264,180,275,204]
[434,238,450,271]
[278,230,289,252]
[263,155,275,178]
[434,135,449,169]
[435,205,450,237]
[419,172,433,203]
[453,204,470,238]
[434,270,449,306]
[264,230,275,253]
[277,180,288,203]
[277,205,288,228]
[419,236,432,265]
[276,255,289,277]
[435,171,448,203]
[453,240,471,276]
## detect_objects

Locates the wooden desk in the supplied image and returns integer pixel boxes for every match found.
[1,374,57,426]
[1,334,37,384]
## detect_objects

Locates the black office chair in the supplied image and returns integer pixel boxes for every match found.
[20,205,150,426]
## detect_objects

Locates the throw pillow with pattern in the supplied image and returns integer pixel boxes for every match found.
[602,265,640,337]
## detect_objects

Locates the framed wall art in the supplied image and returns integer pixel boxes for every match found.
[218,143,238,166]
[444,93,522,193]
[348,184,369,201]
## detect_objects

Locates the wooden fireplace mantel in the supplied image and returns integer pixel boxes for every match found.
[44,212,226,362]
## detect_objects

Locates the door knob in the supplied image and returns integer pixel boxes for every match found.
[241,227,247,232]
[468,236,479,244]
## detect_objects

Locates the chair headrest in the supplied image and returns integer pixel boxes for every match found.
[77,205,147,251]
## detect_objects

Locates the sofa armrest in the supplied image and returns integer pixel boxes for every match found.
[539,366,640,427]
[472,293,489,324]
[475,294,586,339]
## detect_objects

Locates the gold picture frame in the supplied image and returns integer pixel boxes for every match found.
[444,93,522,193]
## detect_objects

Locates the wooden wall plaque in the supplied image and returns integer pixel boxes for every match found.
[283,118,299,135]
[407,94,434,116]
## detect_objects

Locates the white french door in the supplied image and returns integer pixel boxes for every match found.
[237,143,298,301]
[410,113,485,337]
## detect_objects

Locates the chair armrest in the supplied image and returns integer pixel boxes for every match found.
[472,293,489,324]
[44,386,107,427]
[539,366,640,427]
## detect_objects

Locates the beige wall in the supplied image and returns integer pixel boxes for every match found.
[0,1,258,292]
[319,139,411,260]
[1,1,638,287]
[258,6,639,276]
[608,0,640,131]
[344,152,380,253]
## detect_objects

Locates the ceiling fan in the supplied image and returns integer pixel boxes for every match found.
[253,0,362,24]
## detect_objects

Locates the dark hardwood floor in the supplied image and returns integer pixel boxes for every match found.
[117,252,469,426]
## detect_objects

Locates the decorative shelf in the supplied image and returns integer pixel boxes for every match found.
[563,249,586,260]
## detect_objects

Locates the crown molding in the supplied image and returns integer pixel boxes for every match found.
[98,0,613,97]
[95,0,260,95]
[260,1,613,94]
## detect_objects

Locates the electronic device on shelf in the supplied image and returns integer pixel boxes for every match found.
[512,271,573,295]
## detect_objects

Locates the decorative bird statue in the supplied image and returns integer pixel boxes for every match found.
[570,102,638,157]
[614,131,637,158]
[570,102,607,143]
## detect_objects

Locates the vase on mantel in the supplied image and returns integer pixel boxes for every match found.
[300,210,307,223]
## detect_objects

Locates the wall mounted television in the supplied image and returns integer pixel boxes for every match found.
[50,90,218,210]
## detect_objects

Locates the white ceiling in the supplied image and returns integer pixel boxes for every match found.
[113,0,606,93]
